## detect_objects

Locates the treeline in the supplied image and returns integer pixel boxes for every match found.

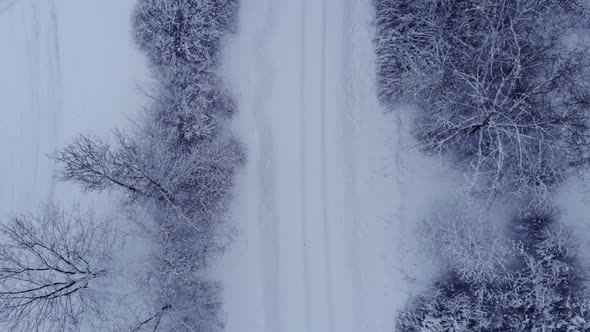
[0,0,241,331]
[375,0,590,330]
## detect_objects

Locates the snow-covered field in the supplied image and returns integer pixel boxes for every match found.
[0,0,148,218]
[219,0,446,331]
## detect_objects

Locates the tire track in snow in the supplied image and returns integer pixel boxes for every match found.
[339,0,365,328]
[22,0,41,203]
[299,0,313,330]
[319,0,336,330]
[46,0,62,202]
[250,0,280,330]
[20,0,62,205]
[300,0,337,329]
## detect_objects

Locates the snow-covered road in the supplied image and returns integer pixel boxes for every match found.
[220,0,438,331]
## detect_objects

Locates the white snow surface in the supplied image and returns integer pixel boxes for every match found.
[219,0,446,331]
[0,0,148,217]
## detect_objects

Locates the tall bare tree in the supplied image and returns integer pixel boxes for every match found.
[52,128,241,224]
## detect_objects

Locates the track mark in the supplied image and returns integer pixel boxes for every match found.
[299,0,313,331]
[320,0,336,331]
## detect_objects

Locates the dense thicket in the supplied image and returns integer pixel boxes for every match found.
[374,0,590,330]
[130,1,242,329]
[52,0,241,331]
[398,214,590,331]
[134,0,238,148]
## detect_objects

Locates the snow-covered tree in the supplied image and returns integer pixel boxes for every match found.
[397,212,590,331]
[132,0,238,70]
[501,214,590,330]
[53,130,238,331]
[421,211,509,284]
[53,128,242,221]
[376,1,590,329]
[0,204,114,331]
[376,0,590,204]
[48,0,242,330]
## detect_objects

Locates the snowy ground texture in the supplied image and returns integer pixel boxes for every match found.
[0,0,148,218]
[217,0,448,331]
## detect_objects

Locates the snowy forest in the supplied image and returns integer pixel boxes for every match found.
[376,0,590,330]
[2,0,590,331]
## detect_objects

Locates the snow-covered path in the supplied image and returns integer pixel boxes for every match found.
[220,0,434,331]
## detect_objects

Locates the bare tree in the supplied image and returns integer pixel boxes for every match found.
[376,0,590,205]
[52,128,242,224]
[51,133,143,195]
[52,126,241,331]
[0,204,114,331]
